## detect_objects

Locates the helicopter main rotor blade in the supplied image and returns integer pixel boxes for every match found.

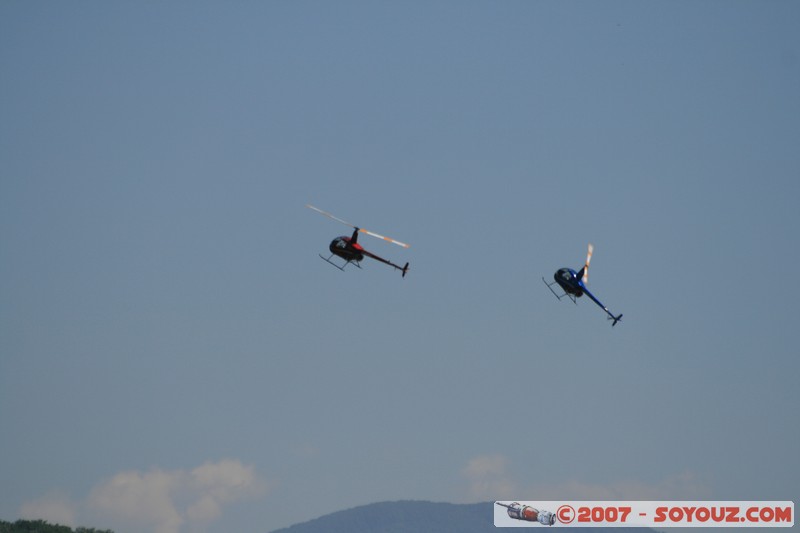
[583,243,594,284]
[306,204,357,229]
[306,204,410,248]
[358,228,410,249]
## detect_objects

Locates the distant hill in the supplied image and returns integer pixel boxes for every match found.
[268,500,658,533]
[269,501,491,533]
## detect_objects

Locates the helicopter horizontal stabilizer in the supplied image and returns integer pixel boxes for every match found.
[402,262,409,278]
[610,314,623,326]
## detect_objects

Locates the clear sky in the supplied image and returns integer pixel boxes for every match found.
[1,2,798,532]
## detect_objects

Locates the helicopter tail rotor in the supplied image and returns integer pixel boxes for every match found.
[583,243,594,284]
[402,262,410,278]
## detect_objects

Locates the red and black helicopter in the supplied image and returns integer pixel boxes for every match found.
[306,204,410,277]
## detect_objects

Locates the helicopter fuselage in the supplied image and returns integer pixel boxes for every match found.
[554,267,585,297]
[329,236,364,262]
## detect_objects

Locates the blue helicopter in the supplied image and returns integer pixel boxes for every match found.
[542,243,623,326]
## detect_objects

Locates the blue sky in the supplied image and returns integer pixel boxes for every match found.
[1,2,798,532]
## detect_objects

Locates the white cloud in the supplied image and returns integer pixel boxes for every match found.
[461,454,710,502]
[189,458,264,504]
[522,470,712,500]
[462,454,517,500]
[87,459,267,533]
[19,491,77,527]
[185,495,221,525]
[292,443,320,459]
[88,468,184,533]
[21,459,268,533]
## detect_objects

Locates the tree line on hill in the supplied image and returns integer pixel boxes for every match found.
[0,520,113,533]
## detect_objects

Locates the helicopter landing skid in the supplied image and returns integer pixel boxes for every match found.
[319,254,361,272]
[541,277,577,304]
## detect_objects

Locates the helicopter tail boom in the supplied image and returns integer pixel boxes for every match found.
[361,250,410,278]
[583,287,622,327]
